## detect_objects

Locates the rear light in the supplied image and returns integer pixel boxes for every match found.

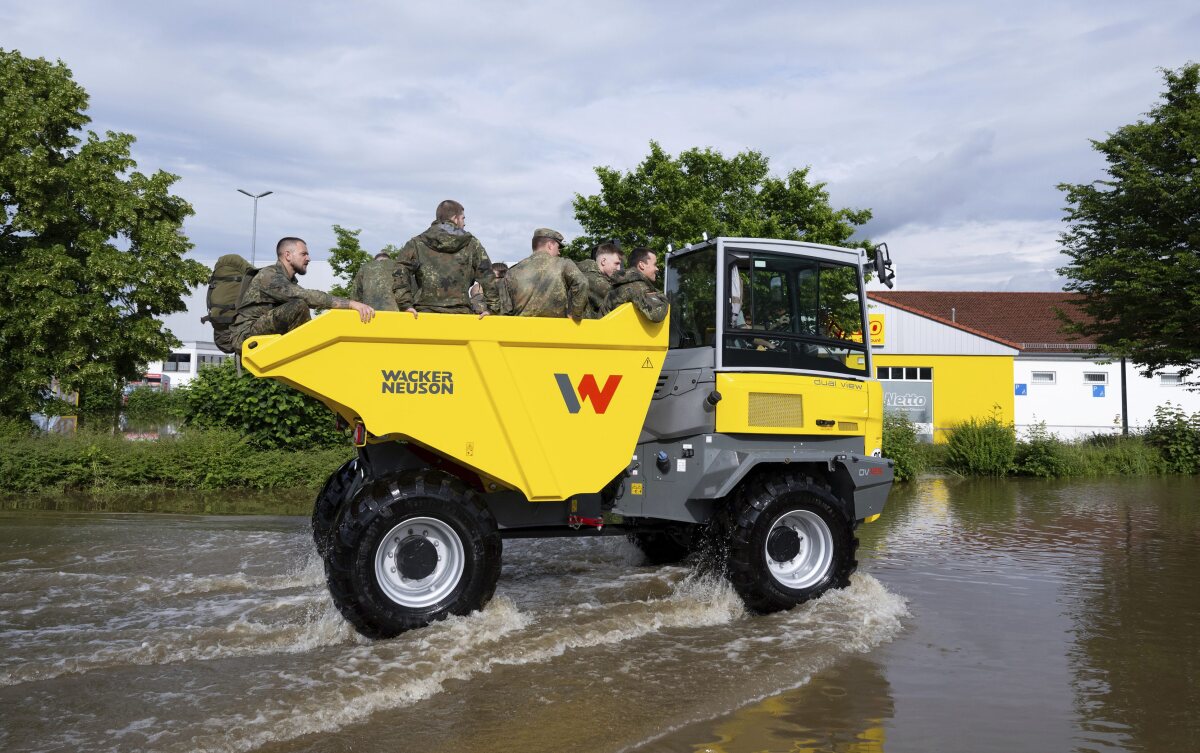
[352,421,367,447]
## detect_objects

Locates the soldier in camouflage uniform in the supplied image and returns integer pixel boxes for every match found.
[394,200,499,318]
[574,241,622,319]
[352,252,401,311]
[606,246,668,323]
[232,237,374,349]
[506,228,588,319]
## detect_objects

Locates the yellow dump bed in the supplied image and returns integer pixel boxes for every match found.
[241,306,668,502]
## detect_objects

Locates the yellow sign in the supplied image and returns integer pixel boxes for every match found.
[869,314,885,346]
[630,483,644,495]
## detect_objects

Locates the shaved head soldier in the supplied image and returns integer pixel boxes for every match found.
[232,237,374,349]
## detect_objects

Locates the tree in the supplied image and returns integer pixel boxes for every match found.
[327,224,370,298]
[1058,64,1200,379]
[567,141,873,262]
[0,49,207,417]
[327,223,400,298]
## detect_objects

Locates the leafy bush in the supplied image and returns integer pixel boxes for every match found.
[0,427,352,493]
[124,386,187,419]
[184,361,344,449]
[1013,422,1070,478]
[883,411,925,481]
[945,413,1016,477]
[1142,403,1200,474]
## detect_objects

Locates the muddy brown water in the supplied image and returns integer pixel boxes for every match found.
[1,476,1197,752]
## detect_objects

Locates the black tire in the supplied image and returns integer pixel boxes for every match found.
[725,471,857,613]
[325,470,502,640]
[628,525,700,566]
[312,457,365,557]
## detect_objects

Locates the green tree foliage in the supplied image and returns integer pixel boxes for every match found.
[327,224,401,298]
[1058,64,1200,379]
[183,360,343,449]
[0,49,206,417]
[327,224,371,298]
[568,141,873,262]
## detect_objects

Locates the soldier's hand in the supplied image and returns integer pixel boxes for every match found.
[350,301,375,323]
[478,310,491,319]
[405,307,419,319]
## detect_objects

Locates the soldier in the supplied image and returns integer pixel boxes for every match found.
[575,241,622,319]
[394,200,499,319]
[353,252,401,311]
[470,262,511,315]
[606,246,668,323]
[506,228,587,319]
[232,237,374,349]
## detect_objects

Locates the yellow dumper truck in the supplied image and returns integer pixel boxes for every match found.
[242,237,896,638]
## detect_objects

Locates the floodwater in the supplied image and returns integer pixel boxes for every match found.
[1,476,1198,753]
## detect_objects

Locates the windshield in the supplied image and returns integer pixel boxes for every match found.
[664,246,717,348]
[724,249,868,376]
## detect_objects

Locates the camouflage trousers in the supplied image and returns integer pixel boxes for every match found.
[232,299,311,350]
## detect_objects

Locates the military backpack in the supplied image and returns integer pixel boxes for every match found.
[201,254,258,354]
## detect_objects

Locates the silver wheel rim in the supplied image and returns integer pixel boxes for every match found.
[374,516,465,608]
[764,509,834,590]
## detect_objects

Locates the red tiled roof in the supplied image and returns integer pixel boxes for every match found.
[868,291,1098,352]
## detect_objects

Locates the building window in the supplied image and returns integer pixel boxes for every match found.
[1083,372,1108,384]
[163,353,192,372]
[878,366,933,381]
[1160,373,1183,386]
[1031,371,1056,385]
[197,354,226,368]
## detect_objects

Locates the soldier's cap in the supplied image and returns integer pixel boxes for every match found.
[532,228,566,244]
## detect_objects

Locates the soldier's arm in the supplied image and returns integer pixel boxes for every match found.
[474,241,501,316]
[564,260,588,320]
[393,240,418,314]
[633,288,669,323]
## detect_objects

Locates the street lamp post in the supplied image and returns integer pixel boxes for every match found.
[237,189,273,265]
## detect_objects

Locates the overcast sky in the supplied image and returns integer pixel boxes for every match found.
[4,1,1197,342]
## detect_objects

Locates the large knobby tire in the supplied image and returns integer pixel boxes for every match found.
[725,472,857,613]
[325,470,502,640]
[312,457,365,557]
[628,524,701,566]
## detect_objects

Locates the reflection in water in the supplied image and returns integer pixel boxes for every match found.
[681,656,893,753]
[1065,478,1200,753]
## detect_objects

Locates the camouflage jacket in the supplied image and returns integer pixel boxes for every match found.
[352,257,400,311]
[574,258,616,319]
[506,250,588,318]
[606,268,669,323]
[394,222,500,313]
[234,262,335,329]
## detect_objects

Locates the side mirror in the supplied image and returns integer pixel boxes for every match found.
[873,243,895,289]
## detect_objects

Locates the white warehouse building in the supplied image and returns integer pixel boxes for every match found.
[868,292,1200,440]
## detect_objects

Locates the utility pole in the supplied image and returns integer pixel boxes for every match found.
[237,189,273,265]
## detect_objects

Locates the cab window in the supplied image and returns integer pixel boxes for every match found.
[724,251,867,376]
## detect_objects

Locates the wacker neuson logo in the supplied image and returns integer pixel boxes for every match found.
[555,373,622,414]
[381,369,455,395]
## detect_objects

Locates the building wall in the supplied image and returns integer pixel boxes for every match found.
[145,341,231,387]
[874,354,1015,443]
[1015,357,1200,439]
